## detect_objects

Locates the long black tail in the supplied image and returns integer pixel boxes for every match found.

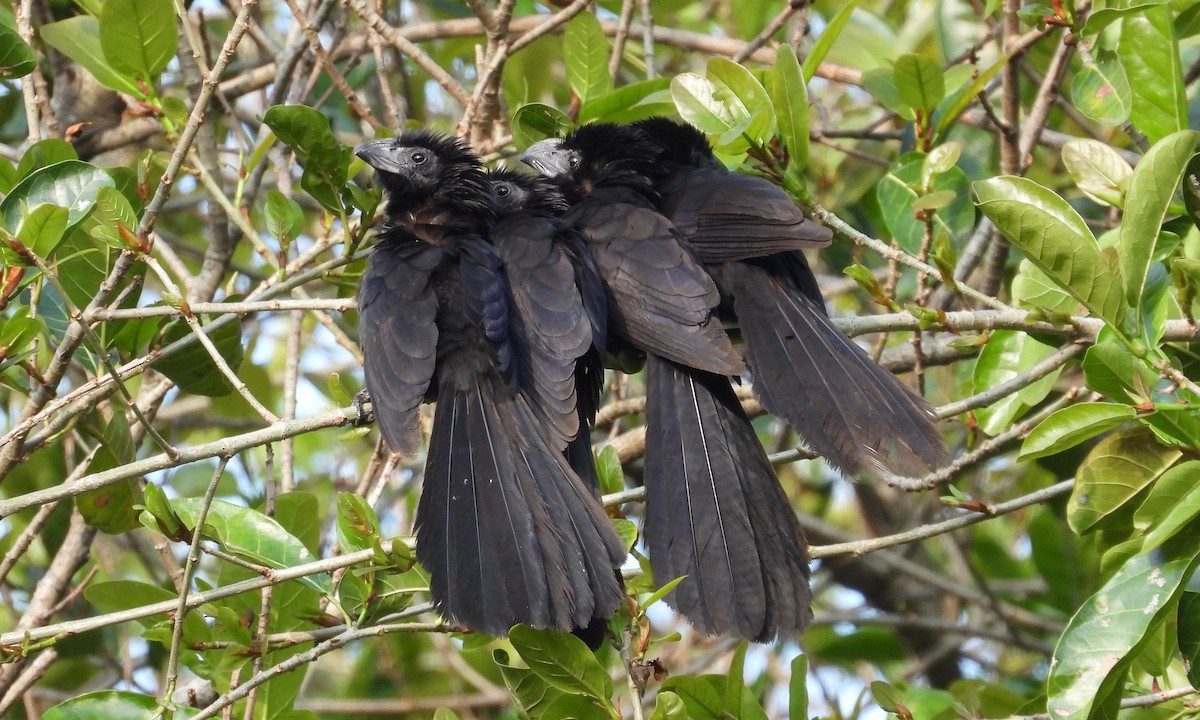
[416,376,626,636]
[727,256,946,479]
[642,355,812,641]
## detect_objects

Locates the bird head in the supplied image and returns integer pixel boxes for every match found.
[486,168,570,217]
[520,138,580,179]
[355,130,489,218]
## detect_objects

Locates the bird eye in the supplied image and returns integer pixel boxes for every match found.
[411,151,427,165]
[495,185,511,197]
[568,154,581,168]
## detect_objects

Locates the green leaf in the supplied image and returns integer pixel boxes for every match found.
[578,78,671,124]
[769,47,809,168]
[432,710,462,720]
[16,139,78,182]
[1120,5,1187,144]
[788,654,808,720]
[922,142,960,187]
[336,492,380,552]
[39,16,143,98]
[595,444,623,496]
[77,410,141,534]
[1012,259,1076,313]
[508,625,613,701]
[262,105,351,215]
[893,54,944,114]
[803,2,859,81]
[0,23,35,78]
[935,53,1008,139]
[152,318,245,397]
[724,642,768,720]
[974,176,1125,327]
[16,203,69,259]
[880,157,973,253]
[86,580,209,641]
[1119,130,1199,328]
[972,330,1061,435]
[563,12,611,104]
[172,497,331,594]
[85,186,139,250]
[265,190,305,244]
[42,690,199,719]
[1062,139,1133,208]
[0,160,116,233]
[1179,591,1200,687]
[99,0,177,80]
[649,692,688,720]
[1068,427,1181,535]
[1047,539,1200,720]
[1070,50,1132,127]
[1020,403,1137,461]
[662,676,726,720]
[1134,461,1200,553]
[672,58,773,149]
[862,68,914,121]
[511,103,574,149]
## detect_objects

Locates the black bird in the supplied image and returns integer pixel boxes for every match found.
[525,119,947,480]
[485,168,609,493]
[356,131,625,636]
[523,125,813,641]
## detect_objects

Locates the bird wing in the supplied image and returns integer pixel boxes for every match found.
[570,200,744,376]
[359,234,442,456]
[660,168,832,263]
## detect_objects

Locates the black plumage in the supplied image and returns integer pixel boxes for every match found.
[356,131,624,636]
[631,117,947,479]
[523,125,812,640]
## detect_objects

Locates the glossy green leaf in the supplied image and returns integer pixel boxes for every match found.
[1011,259,1076,313]
[508,625,612,700]
[803,2,859,81]
[595,444,623,496]
[172,497,331,594]
[972,330,1061,435]
[769,47,808,167]
[1047,539,1200,719]
[1062,139,1132,208]
[1020,403,1137,461]
[0,24,34,78]
[563,12,611,104]
[671,68,753,138]
[922,142,961,187]
[0,160,115,233]
[511,103,574,149]
[881,157,973,253]
[39,16,143,98]
[1068,428,1181,535]
[263,105,351,215]
[85,186,139,250]
[100,0,176,80]
[1120,130,1199,325]
[975,176,1124,327]
[495,648,609,720]
[1179,591,1200,687]
[1134,461,1200,553]
[152,318,245,397]
[16,139,78,181]
[16,203,69,259]
[662,675,725,720]
[77,410,141,534]
[893,54,944,114]
[578,78,671,123]
[42,690,199,719]
[1120,5,1187,143]
[650,692,688,720]
[1070,50,1132,127]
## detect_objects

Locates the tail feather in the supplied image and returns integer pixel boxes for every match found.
[728,260,947,478]
[643,356,812,641]
[417,377,624,635]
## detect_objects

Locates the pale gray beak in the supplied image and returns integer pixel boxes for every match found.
[355,139,403,174]
[521,138,572,178]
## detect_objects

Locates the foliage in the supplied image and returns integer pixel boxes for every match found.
[1,0,1199,718]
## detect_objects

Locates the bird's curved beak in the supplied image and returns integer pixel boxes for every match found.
[521,138,571,178]
[355,140,403,174]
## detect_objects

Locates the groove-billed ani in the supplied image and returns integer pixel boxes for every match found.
[525,119,946,480]
[355,131,624,636]
[485,168,609,493]
[522,126,813,640]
